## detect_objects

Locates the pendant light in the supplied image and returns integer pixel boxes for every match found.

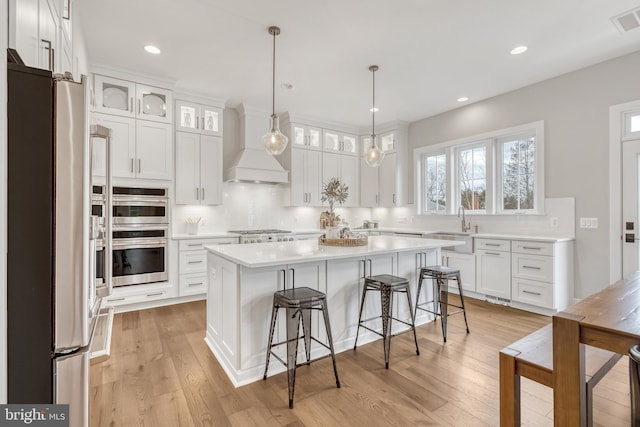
[365,65,385,167]
[262,26,289,155]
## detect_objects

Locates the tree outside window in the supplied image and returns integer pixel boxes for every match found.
[459,146,486,211]
[424,154,446,212]
[502,136,535,210]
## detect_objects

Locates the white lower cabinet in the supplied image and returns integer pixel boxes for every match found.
[103,282,175,309]
[442,251,476,293]
[178,237,237,296]
[475,238,511,300]
[510,240,573,311]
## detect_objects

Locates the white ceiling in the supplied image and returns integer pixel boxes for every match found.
[78,0,640,127]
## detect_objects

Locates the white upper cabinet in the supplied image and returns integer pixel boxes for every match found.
[94,75,136,118]
[94,75,173,124]
[136,84,172,123]
[291,123,322,150]
[323,130,358,155]
[92,113,172,181]
[12,0,59,71]
[359,125,407,207]
[175,132,222,205]
[175,100,222,136]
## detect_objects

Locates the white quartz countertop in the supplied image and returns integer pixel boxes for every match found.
[172,232,239,240]
[206,235,462,268]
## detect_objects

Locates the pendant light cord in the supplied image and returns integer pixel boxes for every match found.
[271,30,276,116]
[371,67,375,136]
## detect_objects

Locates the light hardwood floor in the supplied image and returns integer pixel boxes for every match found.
[90,297,631,426]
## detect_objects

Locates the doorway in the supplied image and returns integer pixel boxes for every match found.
[611,103,640,280]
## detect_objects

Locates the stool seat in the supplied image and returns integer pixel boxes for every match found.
[421,265,459,276]
[274,287,327,305]
[416,265,470,342]
[365,274,410,287]
[354,274,419,368]
[264,286,340,409]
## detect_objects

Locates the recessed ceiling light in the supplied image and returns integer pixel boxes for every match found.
[144,45,161,55]
[280,83,294,90]
[369,107,379,112]
[510,45,528,55]
[457,97,469,102]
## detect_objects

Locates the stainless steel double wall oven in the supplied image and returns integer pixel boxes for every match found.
[94,186,169,287]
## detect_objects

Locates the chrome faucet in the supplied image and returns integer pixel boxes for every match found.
[458,206,471,232]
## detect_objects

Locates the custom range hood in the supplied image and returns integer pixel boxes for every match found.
[224,104,289,184]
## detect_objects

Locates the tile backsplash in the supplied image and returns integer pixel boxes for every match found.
[172,182,575,237]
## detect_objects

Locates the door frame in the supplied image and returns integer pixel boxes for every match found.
[609,99,640,282]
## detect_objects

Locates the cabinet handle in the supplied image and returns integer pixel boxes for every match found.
[187,244,202,247]
[393,194,396,204]
[289,268,295,288]
[146,292,164,297]
[522,246,542,250]
[366,259,373,277]
[138,99,141,114]
[188,282,204,287]
[201,188,205,200]
[484,243,501,247]
[485,252,501,256]
[279,269,287,289]
[41,39,53,71]
[188,260,203,264]
[522,290,542,296]
[130,158,134,173]
[522,265,541,270]
[138,159,141,173]
[196,116,200,129]
[107,297,125,302]
[195,188,199,200]
[130,97,133,112]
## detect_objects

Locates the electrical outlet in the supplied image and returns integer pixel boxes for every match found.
[550,217,558,227]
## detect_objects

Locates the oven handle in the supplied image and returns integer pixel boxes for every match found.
[111,198,168,205]
[112,239,167,249]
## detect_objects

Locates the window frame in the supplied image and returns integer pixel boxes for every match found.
[414,120,544,215]
[421,149,449,214]
[454,140,492,214]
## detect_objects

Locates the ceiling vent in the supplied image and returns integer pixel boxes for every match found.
[612,7,640,33]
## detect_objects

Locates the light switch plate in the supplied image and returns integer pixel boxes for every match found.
[579,217,599,229]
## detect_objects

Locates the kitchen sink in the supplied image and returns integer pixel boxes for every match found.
[423,232,474,254]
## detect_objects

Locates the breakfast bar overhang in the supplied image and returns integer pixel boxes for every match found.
[204,235,462,386]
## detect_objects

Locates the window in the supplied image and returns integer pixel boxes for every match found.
[458,144,487,211]
[625,110,640,139]
[500,135,535,211]
[423,153,447,212]
[415,121,544,215]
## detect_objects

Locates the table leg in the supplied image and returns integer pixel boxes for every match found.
[499,348,521,427]
[553,313,586,427]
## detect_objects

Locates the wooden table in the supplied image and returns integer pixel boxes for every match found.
[553,271,640,426]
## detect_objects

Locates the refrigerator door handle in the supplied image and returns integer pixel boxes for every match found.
[90,124,113,299]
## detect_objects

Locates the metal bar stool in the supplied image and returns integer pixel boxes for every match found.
[354,274,420,368]
[415,265,470,342]
[263,287,340,409]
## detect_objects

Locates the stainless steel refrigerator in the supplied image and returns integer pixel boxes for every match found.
[7,53,112,427]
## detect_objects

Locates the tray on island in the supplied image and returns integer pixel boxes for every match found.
[319,236,368,247]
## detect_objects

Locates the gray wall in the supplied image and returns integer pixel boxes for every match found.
[409,50,640,298]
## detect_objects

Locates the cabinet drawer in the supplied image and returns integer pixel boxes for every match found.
[179,237,237,251]
[103,289,169,307]
[512,278,553,308]
[180,251,207,274]
[475,238,510,252]
[511,240,554,256]
[512,253,553,282]
[180,273,208,296]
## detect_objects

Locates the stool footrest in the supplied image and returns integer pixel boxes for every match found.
[357,323,417,340]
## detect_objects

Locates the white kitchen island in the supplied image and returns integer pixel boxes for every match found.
[204,235,461,386]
